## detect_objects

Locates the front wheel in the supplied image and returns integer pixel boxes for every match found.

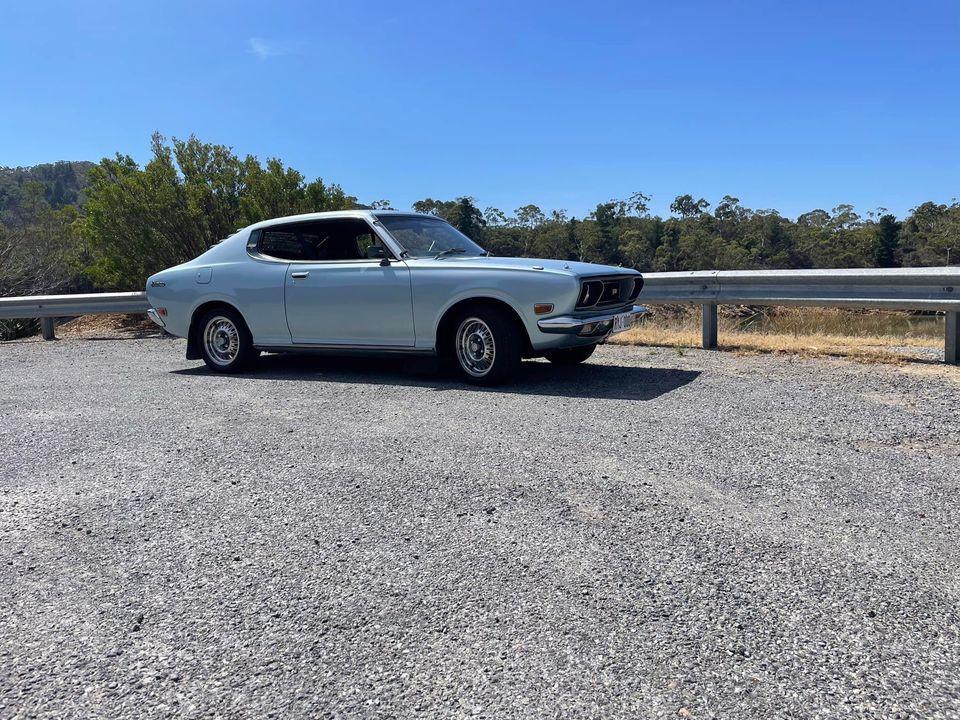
[544,344,597,365]
[451,306,523,386]
[198,308,259,373]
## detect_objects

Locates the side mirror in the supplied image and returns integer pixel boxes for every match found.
[366,244,392,266]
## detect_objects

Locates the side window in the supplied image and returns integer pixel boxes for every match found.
[256,219,386,261]
[261,230,309,260]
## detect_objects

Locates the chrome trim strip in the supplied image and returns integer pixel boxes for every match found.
[255,344,436,357]
[146,308,166,328]
[537,305,646,334]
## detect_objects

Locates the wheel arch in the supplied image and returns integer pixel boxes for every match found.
[435,296,534,358]
[186,300,250,360]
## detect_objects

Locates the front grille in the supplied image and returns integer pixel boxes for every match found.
[575,275,643,310]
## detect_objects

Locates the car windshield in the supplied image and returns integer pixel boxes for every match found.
[376,215,486,258]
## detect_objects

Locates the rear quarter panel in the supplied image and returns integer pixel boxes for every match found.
[146,234,290,345]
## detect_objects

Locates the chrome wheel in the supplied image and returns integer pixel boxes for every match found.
[203,315,240,366]
[455,317,496,377]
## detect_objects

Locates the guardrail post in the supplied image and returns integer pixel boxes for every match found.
[702,303,718,350]
[947,312,959,365]
[40,317,56,341]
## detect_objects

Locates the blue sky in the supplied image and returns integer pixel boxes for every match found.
[1,0,957,219]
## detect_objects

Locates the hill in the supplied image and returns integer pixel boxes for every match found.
[0,161,94,225]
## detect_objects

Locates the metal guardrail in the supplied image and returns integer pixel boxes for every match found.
[0,268,958,363]
[640,267,960,364]
[0,291,149,340]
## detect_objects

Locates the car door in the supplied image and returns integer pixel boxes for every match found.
[281,218,415,346]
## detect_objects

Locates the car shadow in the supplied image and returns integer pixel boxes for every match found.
[171,353,699,401]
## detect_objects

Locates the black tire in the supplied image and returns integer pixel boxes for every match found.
[197,307,259,373]
[544,344,597,365]
[449,305,523,386]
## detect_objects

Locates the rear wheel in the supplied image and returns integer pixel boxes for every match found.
[198,308,258,373]
[544,344,597,365]
[450,306,523,386]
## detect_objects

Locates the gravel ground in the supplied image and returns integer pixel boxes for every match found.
[2,337,959,719]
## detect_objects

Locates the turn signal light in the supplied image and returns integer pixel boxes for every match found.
[578,320,611,336]
[534,303,554,315]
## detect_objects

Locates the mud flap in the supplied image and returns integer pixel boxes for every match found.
[186,325,202,360]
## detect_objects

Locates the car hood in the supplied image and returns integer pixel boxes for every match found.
[407,255,638,277]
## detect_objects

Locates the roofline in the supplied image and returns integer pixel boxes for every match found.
[372,211,448,219]
[244,209,438,232]
[244,209,373,231]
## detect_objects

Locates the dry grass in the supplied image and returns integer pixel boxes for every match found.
[612,306,944,365]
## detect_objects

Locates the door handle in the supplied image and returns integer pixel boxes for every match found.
[291,271,310,279]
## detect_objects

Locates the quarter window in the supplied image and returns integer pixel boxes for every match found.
[257,219,385,261]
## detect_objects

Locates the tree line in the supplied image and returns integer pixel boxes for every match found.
[2,133,958,307]
[417,193,958,273]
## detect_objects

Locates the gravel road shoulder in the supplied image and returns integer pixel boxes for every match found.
[2,338,959,718]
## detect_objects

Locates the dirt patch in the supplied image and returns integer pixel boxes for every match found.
[52,313,164,340]
[898,363,960,386]
[855,437,960,457]
[866,392,918,410]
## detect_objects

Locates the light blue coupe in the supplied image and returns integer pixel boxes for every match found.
[145,210,645,385]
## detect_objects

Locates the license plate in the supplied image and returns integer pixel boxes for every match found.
[611,312,634,334]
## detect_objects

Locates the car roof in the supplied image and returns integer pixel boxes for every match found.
[245,209,435,231]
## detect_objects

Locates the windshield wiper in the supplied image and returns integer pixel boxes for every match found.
[434,247,467,259]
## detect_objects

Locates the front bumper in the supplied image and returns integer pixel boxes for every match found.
[537,304,646,336]
[146,308,166,328]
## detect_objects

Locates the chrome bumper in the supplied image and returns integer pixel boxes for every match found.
[537,305,646,336]
[146,308,166,328]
